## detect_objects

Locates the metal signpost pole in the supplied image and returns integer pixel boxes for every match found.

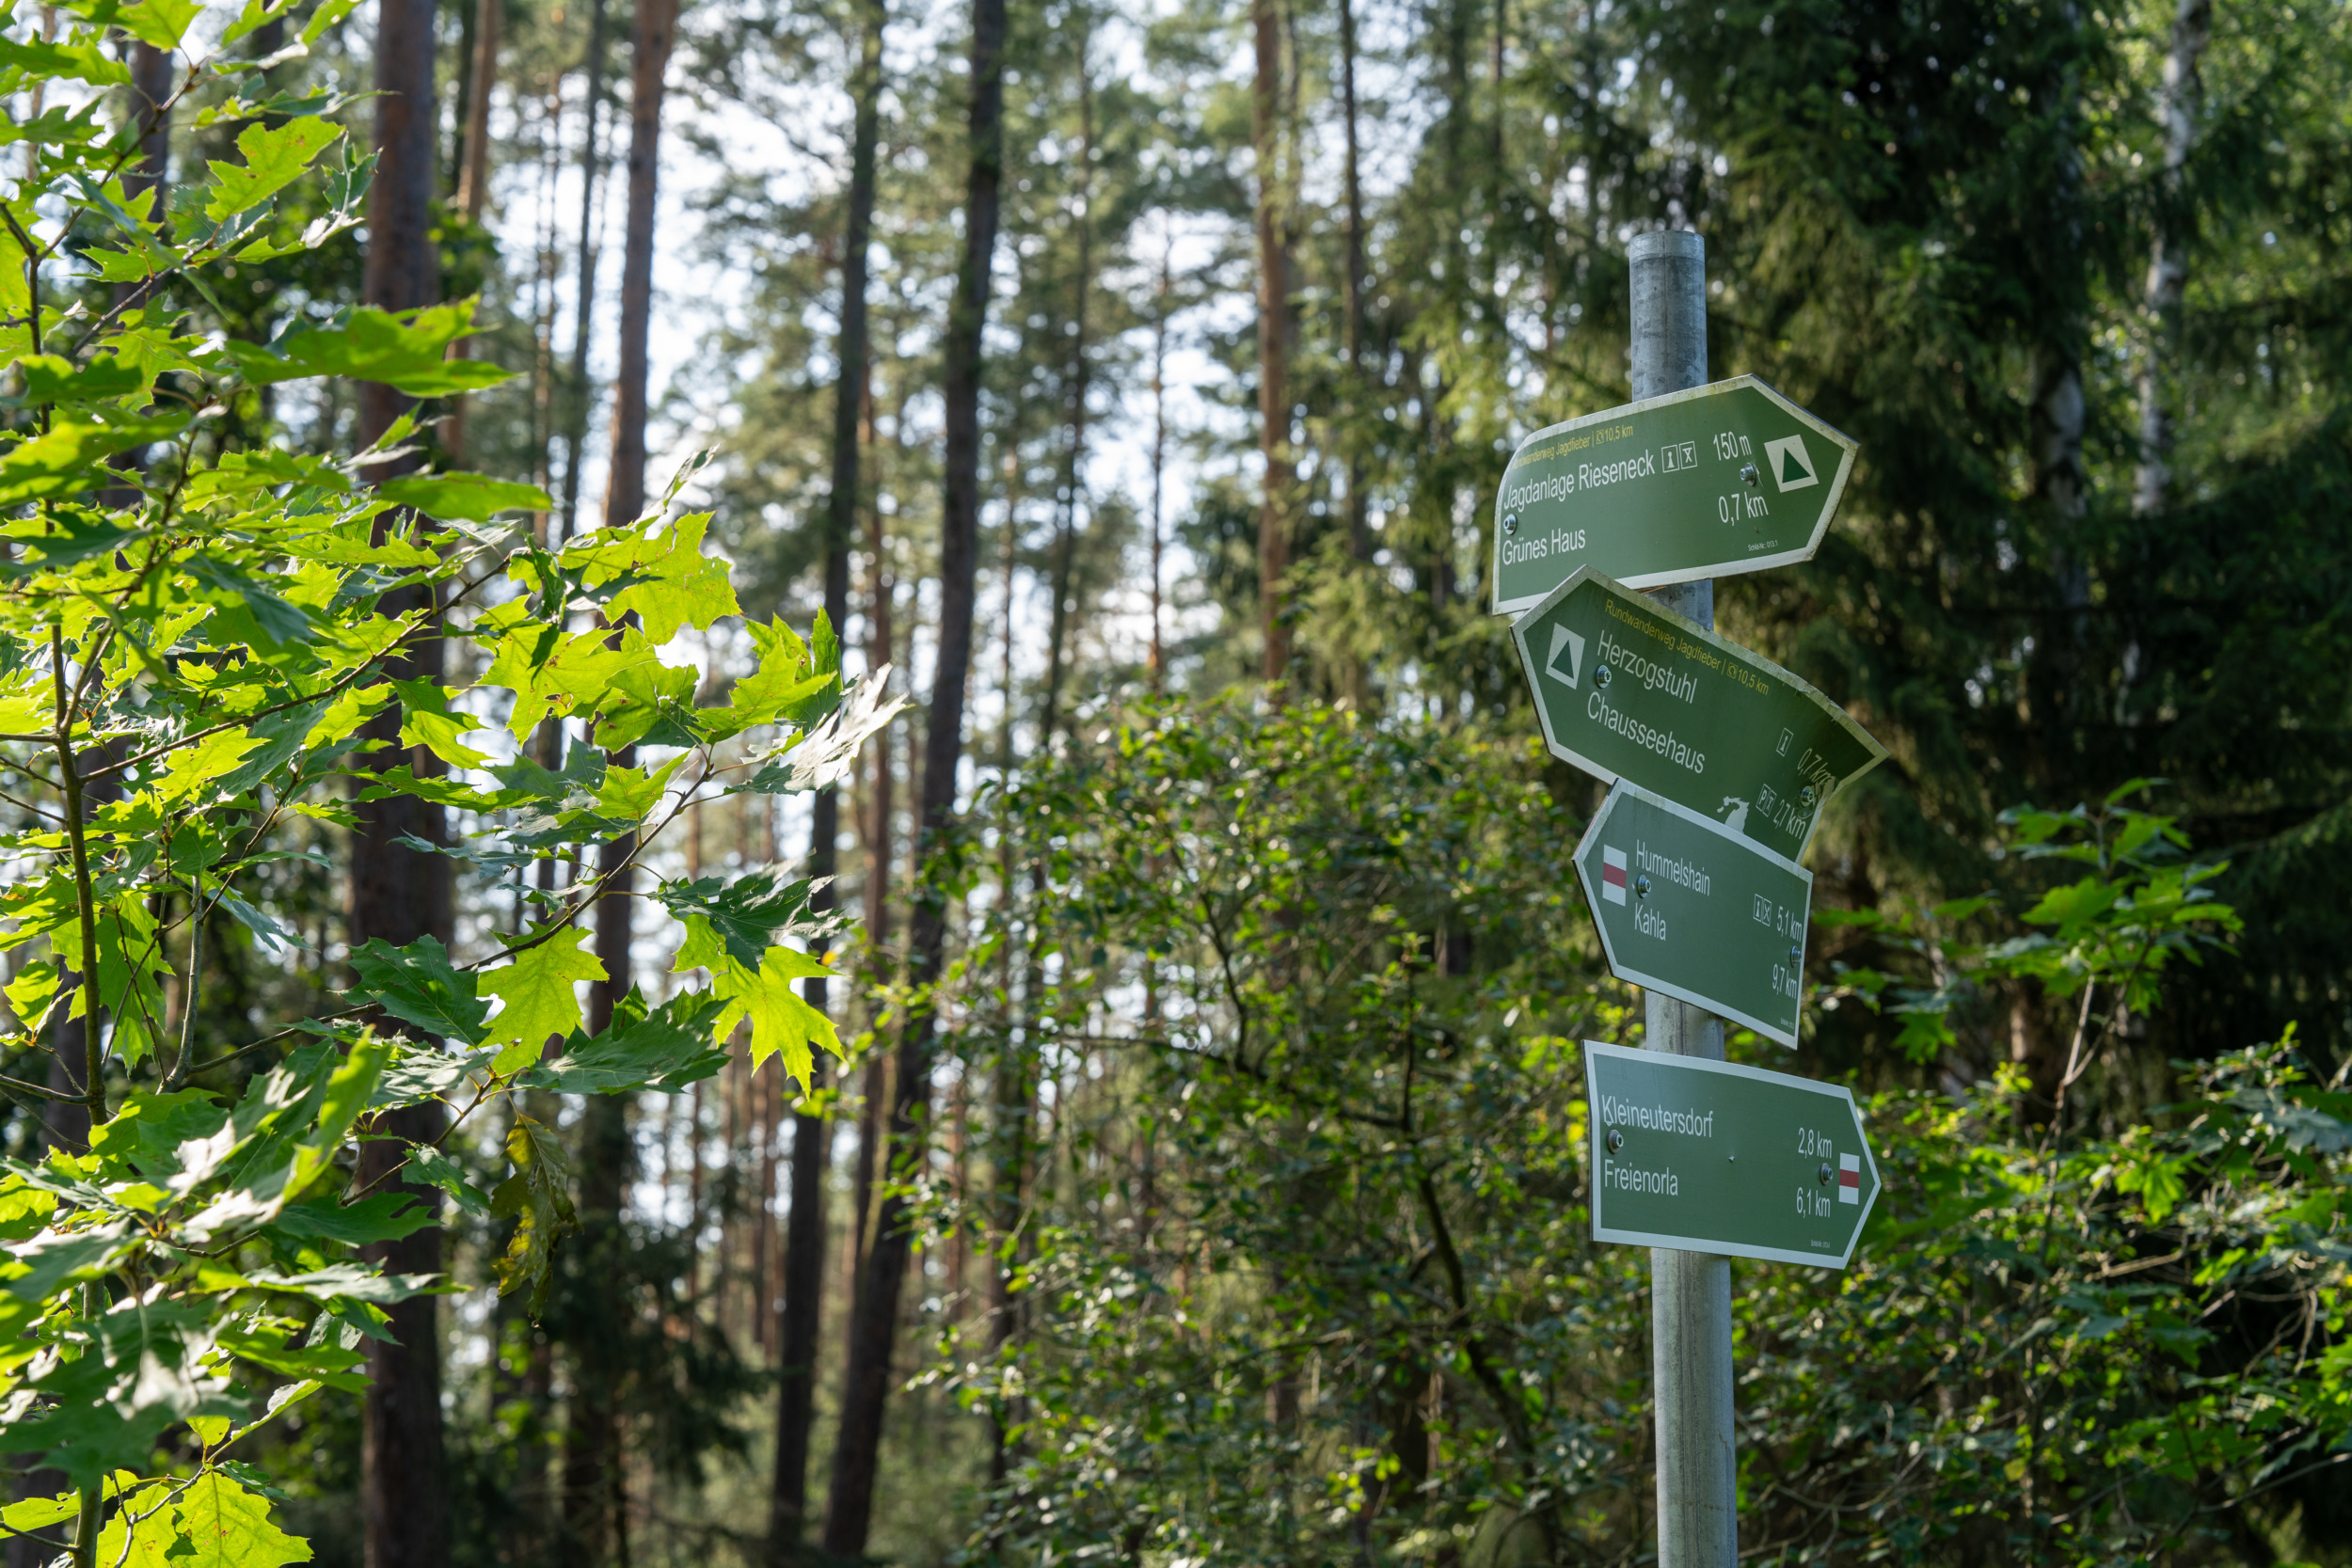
[1628,229,1739,1568]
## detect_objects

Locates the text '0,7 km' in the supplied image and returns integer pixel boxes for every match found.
[1583,1040,1881,1268]
[1510,567,1886,861]
[1491,375,1859,612]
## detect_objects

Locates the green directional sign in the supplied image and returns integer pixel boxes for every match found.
[1575,781,1813,1046]
[1511,567,1887,860]
[1582,1039,1880,1267]
[1491,375,1859,613]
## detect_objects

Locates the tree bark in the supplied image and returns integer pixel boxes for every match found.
[558,0,612,545]
[559,927,631,1567]
[453,0,499,216]
[1039,55,1093,750]
[354,6,449,1566]
[603,0,677,530]
[1338,0,1369,567]
[2133,0,2209,517]
[1148,242,1169,694]
[1251,0,1293,684]
[767,4,882,1555]
[556,0,669,1547]
[819,0,1004,1548]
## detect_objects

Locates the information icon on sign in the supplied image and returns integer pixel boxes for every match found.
[1774,726,1795,757]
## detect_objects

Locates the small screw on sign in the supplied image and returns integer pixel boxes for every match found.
[1606,1128,1625,1154]
[1817,1162,1833,1186]
[1504,512,1519,534]
[1741,462,1761,488]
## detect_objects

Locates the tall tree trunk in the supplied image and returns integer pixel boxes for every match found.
[2133,0,2209,517]
[1148,241,1169,694]
[354,4,450,1564]
[1251,0,1293,684]
[560,0,669,1551]
[441,0,500,463]
[558,0,612,544]
[984,1034,1031,1485]
[453,0,499,215]
[1338,0,1367,564]
[820,0,1004,1548]
[603,0,677,528]
[1039,55,1093,749]
[768,3,882,1556]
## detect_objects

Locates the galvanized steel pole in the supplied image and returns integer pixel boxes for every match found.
[1627,228,1739,1568]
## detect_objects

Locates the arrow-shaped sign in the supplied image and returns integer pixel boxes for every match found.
[1583,1039,1880,1268]
[1512,567,1887,860]
[1491,375,1859,612]
[1575,781,1813,1046]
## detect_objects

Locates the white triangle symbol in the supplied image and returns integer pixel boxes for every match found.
[1546,625,1584,688]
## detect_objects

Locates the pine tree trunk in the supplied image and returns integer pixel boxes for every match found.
[603,0,677,528]
[1039,56,1093,749]
[453,0,499,216]
[558,0,612,544]
[820,0,1005,1548]
[2133,0,2209,517]
[1252,0,1293,684]
[769,4,882,1554]
[1338,0,1367,564]
[558,0,669,1549]
[439,0,500,464]
[354,4,450,1564]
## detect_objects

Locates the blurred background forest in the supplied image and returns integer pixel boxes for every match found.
[4,0,2350,1560]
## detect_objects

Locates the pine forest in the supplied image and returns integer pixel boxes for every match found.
[0,0,2347,1562]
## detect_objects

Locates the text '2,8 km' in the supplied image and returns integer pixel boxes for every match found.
[1583,1040,1881,1268]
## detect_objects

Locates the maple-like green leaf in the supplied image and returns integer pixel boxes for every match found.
[379,471,551,524]
[389,678,490,768]
[478,928,606,1073]
[490,1116,575,1316]
[203,119,343,222]
[0,414,188,505]
[591,754,685,823]
[579,512,740,643]
[657,872,831,969]
[348,935,490,1044]
[99,1471,313,1568]
[739,668,904,796]
[405,1144,492,1218]
[485,625,662,739]
[219,302,513,396]
[527,990,731,1095]
[302,684,389,751]
[0,352,148,409]
[671,916,835,1088]
[119,0,205,50]
[153,728,266,804]
[285,1036,388,1198]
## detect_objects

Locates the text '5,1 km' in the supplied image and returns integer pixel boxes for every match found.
[1583,1040,1882,1268]
[1490,375,1859,611]
[1575,781,1814,1046]
[1510,566,1887,861]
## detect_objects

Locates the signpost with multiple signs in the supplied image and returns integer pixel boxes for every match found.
[1511,567,1888,861]
[1498,234,1884,1568]
[1573,782,1815,1047]
[1490,374,1860,613]
[1583,1040,1881,1267]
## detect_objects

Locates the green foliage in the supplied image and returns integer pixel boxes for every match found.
[928,702,2346,1565]
[1820,782,2244,1065]
[0,26,895,1563]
